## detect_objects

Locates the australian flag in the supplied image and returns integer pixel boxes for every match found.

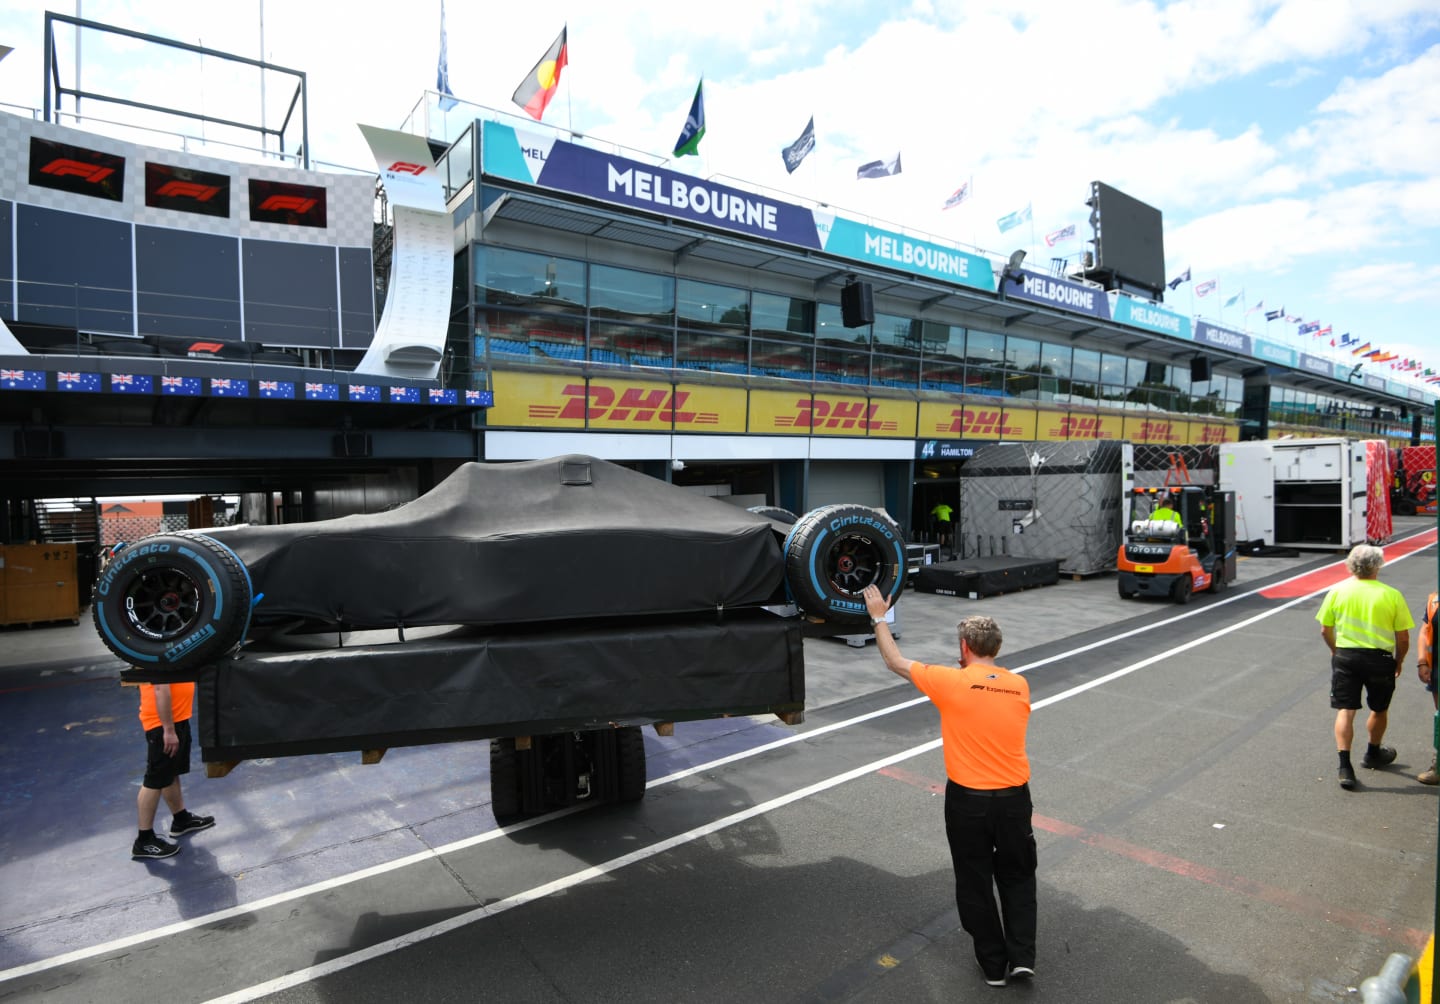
[57,371,101,392]
[782,116,816,174]
[1298,321,1320,335]
[304,382,340,401]
[258,379,296,400]
[428,388,459,404]
[346,383,380,402]
[110,373,154,394]
[1,368,47,391]
[209,377,250,398]
[389,386,422,404]
[465,389,493,406]
[161,375,202,396]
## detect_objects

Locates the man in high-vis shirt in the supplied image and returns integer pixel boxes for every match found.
[132,682,215,859]
[1316,544,1414,791]
[863,584,1036,988]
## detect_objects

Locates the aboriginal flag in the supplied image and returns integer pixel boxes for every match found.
[513,26,568,121]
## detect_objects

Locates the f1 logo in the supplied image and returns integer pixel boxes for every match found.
[387,161,427,176]
[258,195,317,213]
[155,180,221,201]
[40,159,114,183]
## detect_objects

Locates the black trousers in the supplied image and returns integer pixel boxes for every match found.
[943,781,1038,977]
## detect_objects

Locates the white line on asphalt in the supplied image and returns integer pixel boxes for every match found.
[0,537,1430,992]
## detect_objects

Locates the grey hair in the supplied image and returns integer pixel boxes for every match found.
[958,615,1003,658]
[1345,544,1385,578]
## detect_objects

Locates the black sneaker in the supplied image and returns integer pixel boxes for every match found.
[132,835,180,859]
[1361,746,1397,769]
[1338,764,1357,789]
[1008,965,1035,981]
[171,812,215,837]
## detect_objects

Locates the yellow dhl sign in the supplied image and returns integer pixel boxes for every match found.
[1036,411,1122,441]
[919,402,1038,439]
[749,390,915,436]
[489,372,746,431]
[1123,416,1185,444]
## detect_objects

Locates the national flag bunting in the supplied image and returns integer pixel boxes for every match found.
[943,180,972,211]
[436,0,458,111]
[161,375,202,396]
[389,386,422,404]
[1315,325,1332,338]
[1351,341,1372,356]
[857,153,901,180]
[0,368,45,391]
[258,379,295,399]
[345,384,379,402]
[428,388,459,404]
[996,203,1032,234]
[781,117,815,174]
[1167,267,1191,290]
[1298,321,1320,335]
[1264,307,1284,321]
[56,371,100,392]
[1195,280,1217,297]
[1044,224,1076,246]
[1245,299,1264,315]
[1223,290,1243,308]
[673,79,706,158]
[512,26,568,121]
[209,377,249,397]
[304,381,339,401]
[109,373,154,394]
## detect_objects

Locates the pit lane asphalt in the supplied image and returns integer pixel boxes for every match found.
[1,522,1436,1002]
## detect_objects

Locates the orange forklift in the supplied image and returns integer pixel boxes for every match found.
[1116,485,1237,604]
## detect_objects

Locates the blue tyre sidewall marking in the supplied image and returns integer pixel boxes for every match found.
[806,526,831,601]
[96,602,158,663]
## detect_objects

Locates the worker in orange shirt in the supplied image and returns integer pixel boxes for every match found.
[863,584,1037,988]
[132,682,215,859]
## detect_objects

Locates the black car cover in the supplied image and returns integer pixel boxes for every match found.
[208,455,784,630]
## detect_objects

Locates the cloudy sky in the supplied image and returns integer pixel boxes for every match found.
[2,1,1437,393]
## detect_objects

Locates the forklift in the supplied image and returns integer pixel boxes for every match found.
[1116,485,1237,604]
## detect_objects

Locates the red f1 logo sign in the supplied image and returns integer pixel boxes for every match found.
[387,161,427,175]
[155,180,221,202]
[40,159,114,183]
[257,194,318,213]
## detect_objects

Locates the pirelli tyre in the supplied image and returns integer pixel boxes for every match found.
[784,504,906,623]
[92,533,253,672]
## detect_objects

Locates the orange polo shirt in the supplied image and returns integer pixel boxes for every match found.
[138,682,195,731]
[909,660,1031,788]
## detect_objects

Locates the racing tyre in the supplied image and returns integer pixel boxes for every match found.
[1172,575,1193,605]
[490,738,522,821]
[784,504,906,623]
[615,726,647,803]
[747,505,799,526]
[92,533,252,671]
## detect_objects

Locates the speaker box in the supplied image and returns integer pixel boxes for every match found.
[840,281,874,328]
[1189,356,1212,382]
[1144,361,1166,384]
[332,432,372,458]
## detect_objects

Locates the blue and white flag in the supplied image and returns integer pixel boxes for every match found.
[436,0,458,111]
[996,203,1032,234]
[1167,267,1191,290]
[673,79,706,158]
[1223,289,1244,308]
[857,152,901,179]
[1044,224,1076,246]
[1298,320,1320,335]
[1264,307,1284,322]
[781,116,815,174]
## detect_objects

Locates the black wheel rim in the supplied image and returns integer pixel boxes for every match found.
[827,532,887,595]
[124,567,204,640]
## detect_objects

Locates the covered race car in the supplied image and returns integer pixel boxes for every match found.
[92,456,905,814]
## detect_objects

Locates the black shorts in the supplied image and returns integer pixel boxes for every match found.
[143,719,193,789]
[1330,649,1398,712]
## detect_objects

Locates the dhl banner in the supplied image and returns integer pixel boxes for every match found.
[490,372,746,431]
[748,390,914,436]
[1187,419,1235,444]
[490,370,1237,444]
[918,402,1036,440]
[1122,415,1186,444]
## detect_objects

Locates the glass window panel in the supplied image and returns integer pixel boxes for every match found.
[1040,341,1070,377]
[968,366,1006,396]
[921,357,965,392]
[677,278,749,331]
[445,126,474,200]
[752,338,812,379]
[871,354,919,389]
[816,302,858,343]
[589,264,674,324]
[475,247,585,309]
[677,330,748,375]
[751,291,814,341]
[966,328,1004,368]
[815,344,870,385]
[1071,347,1100,384]
[921,320,964,359]
[590,321,671,367]
[476,308,539,359]
[872,313,921,355]
[1006,335,1040,373]
[1100,353,1128,388]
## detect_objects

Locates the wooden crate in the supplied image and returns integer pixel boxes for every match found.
[0,544,81,626]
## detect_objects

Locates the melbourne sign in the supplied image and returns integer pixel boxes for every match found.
[1005,269,1111,320]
